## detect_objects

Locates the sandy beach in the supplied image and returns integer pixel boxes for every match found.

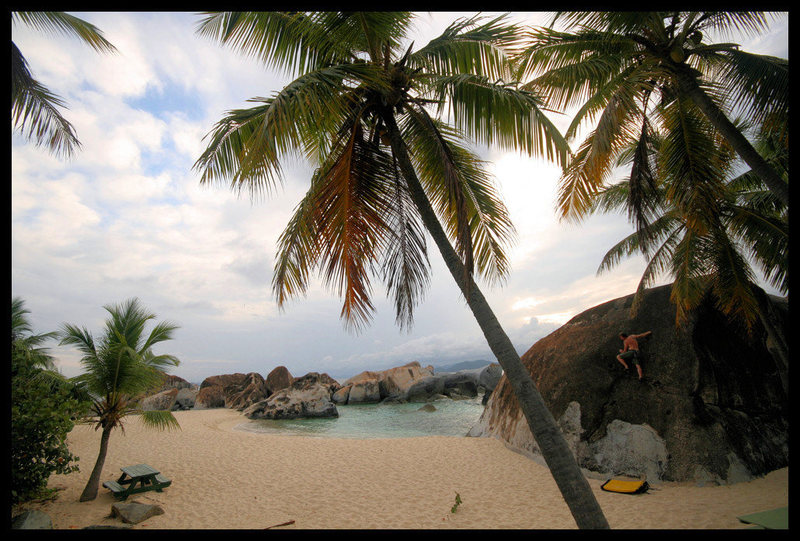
[18,408,788,529]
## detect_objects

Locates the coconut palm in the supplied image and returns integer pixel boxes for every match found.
[514,11,789,214]
[588,105,788,388]
[59,298,181,502]
[194,11,609,528]
[11,11,116,158]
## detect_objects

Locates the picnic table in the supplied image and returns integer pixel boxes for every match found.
[103,463,171,500]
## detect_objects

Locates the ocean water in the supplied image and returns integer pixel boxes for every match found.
[236,395,486,439]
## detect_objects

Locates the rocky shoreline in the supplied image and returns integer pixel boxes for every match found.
[137,361,503,421]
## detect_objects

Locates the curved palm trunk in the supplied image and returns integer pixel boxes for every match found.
[675,68,789,206]
[383,113,610,529]
[79,424,112,502]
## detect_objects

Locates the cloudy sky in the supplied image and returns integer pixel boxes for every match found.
[11,11,789,383]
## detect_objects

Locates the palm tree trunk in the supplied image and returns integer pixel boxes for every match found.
[383,113,610,529]
[79,424,112,502]
[675,67,789,205]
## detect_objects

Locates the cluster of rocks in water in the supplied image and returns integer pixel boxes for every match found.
[137,361,503,421]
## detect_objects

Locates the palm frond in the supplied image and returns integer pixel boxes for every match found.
[401,107,516,284]
[196,11,354,75]
[136,410,181,432]
[194,63,382,199]
[381,158,431,330]
[11,43,81,158]
[430,73,571,166]
[712,50,788,128]
[12,11,116,53]
[409,13,520,80]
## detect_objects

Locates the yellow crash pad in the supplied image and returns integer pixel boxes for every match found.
[600,479,650,494]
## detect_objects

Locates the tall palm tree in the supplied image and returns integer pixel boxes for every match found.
[514,11,789,213]
[194,11,609,529]
[11,11,116,158]
[59,298,181,502]
[588,106,788,389]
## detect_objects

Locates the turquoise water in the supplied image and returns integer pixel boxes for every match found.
[236,396,486,439]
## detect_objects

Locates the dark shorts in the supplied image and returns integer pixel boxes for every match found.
[619,350,642,365]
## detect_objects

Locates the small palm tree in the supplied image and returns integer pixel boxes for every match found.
[12,296,59,371]
[194,11,608,528]
[11,11,116,158]
[514,11,789,212]
[59,298,181,502]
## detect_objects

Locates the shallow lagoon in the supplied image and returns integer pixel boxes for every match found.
[236,395,486,438]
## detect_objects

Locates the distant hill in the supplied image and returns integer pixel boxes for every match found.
[433,359,493,373]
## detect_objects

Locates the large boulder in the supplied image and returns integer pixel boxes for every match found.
[12,510,53,529]
[226,372,269,411]
[159,374,194,391]
[139,388,179,411]
[243,372,339,420]
[468,284,788,485]
[195,372,271,410]
[172,387,197,410]
[111,501,165,524]
[265,365,293,394]
[194,385,227,409]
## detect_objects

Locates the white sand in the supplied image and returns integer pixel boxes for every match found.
[21,408,788,529]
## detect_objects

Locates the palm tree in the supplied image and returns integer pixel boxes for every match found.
[587,106,788,389]
[514,11,789,213]
[12,296,59,371]
[11,11,116,158]
[194,11,609,529]
[59,298,181,502]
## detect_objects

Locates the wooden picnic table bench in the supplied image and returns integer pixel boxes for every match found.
[103,463,171,500]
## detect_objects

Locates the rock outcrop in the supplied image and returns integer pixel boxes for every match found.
[243,372,340,420]
[195,372,268,410]
[468,284,789,485]
[333,361,503,404]
[226,372,269,411]
[139,388,179,411]
[336,362,436,404]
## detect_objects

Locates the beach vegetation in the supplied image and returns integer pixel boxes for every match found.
[59,297,181,502]
[513,12,789,214]
[11,11,116,159]
[11,297,84,504]
[194,11,609,528]
[451,492,463,513]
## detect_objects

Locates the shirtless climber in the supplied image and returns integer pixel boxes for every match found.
[617,331,652,381]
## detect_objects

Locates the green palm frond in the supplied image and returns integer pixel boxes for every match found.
[430,73,571,166]
[137,410,181,432]
[12,11,116,53]
[712,50,788,127]
[196,11,355,75]
[381,160,431,330]
[402,108,516,284]
[12,12,115,158]
[409,14,520,80]
[669,228,712,325]
[707,227,759,328]
[195,63,383,198]
[725,204,788,294]
[11,43,81,158]
[657,96,728,216]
